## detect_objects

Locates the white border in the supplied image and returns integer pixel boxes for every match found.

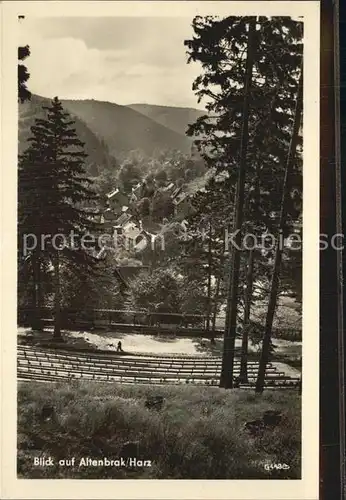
[1,2,320,499]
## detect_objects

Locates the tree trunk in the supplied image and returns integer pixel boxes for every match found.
[211,274,221,341]
[255,63,303,394]
[30,254,38,328]
[205,220,213,331]
[53,250,62,340]
[212,276,221,332]
[31,251,43,331]
[220,17,256,389]
[239,159,258,383]
[36,256,44,331]
[239,248,254,383]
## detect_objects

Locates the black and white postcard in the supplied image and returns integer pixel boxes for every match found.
[1,1,320,499]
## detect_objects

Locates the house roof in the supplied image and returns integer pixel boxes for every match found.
[114,213,132,227]
[173,192,187,205]
[132,182,142,193]
[114,265,150,288]
[96,247,107,260]
[106,188,119,199]
[88,213,104,224]
[85,207,102,214]
[123,221,138,234]
[122,225,154,251]
[103,209,118,220]
[171,186,183,199]
[163,182,175,192]
[141,229,154,239]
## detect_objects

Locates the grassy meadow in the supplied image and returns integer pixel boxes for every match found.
[18,381,301,479]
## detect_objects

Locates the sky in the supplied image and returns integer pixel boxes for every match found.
[19,17,205,109]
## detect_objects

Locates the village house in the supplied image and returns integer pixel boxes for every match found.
[113,265,150,296]
[86,207,105,227]
[113,212,133,235]
[105,187,129,213]
[114,210,132,226]
[171,189,193,218]
[162,182,175,194]
[171,186,183,200]
[121,220,156,253]
[106,205,130,224]
[129,181,143,203]
[102,208,120,232]
[104,206,131,236]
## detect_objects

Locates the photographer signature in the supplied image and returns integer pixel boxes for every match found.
[264,462,290,471]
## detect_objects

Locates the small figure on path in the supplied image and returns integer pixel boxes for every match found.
[117,341,123,352]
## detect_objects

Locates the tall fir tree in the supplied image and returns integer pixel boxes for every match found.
[18,44,31,103]
[176,177,232,324]
[18,97,98,338]
[255,63,303,393]
[185,15,303,388]
[220,17,256,389]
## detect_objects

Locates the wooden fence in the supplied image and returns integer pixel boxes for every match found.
[18,307,225,336]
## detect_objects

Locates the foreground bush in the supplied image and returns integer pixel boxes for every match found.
[18,381,301,479]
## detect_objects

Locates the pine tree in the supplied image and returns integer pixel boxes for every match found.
[239,248,254,383]
[220,17,256,388]
[184,15,303,231]
[185,15,303,388]
[176,178,231,324]
[18,97,98,338]
[18,45,31,103]
[255,63,303,393]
